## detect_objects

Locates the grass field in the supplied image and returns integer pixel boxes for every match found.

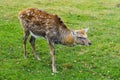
[0,0,120,80]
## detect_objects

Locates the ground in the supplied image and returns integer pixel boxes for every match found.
[0,0,120,80]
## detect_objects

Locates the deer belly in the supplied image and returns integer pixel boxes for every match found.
[30,31,40,38]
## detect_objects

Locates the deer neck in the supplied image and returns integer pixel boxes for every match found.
[61,29,76,46]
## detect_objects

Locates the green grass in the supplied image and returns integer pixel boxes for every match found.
[0,0,120,80]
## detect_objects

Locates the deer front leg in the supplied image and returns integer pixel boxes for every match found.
[48,40,57,73]
[29,36,40,60]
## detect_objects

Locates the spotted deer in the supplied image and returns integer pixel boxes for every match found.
[19,8,91,73]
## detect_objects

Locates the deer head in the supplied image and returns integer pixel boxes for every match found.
[72,28,92,46]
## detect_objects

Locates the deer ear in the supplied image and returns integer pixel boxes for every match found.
[85,28,89,33]
[72,31,77,36]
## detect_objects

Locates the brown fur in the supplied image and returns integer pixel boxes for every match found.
[19,8,91,73]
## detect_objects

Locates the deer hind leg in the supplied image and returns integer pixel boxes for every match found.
[48,40,57,73]
[23,31,30,59]
[29,36,40,60]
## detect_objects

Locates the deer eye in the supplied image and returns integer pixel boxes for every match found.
[78,37,82,39]
[78,37,86,39]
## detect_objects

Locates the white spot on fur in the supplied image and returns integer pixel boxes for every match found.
[53,32,56,34]
[26,10,30,13]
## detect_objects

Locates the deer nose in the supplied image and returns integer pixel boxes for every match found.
[88,42,92,45]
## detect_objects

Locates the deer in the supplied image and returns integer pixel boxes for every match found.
[18,8,92,73]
